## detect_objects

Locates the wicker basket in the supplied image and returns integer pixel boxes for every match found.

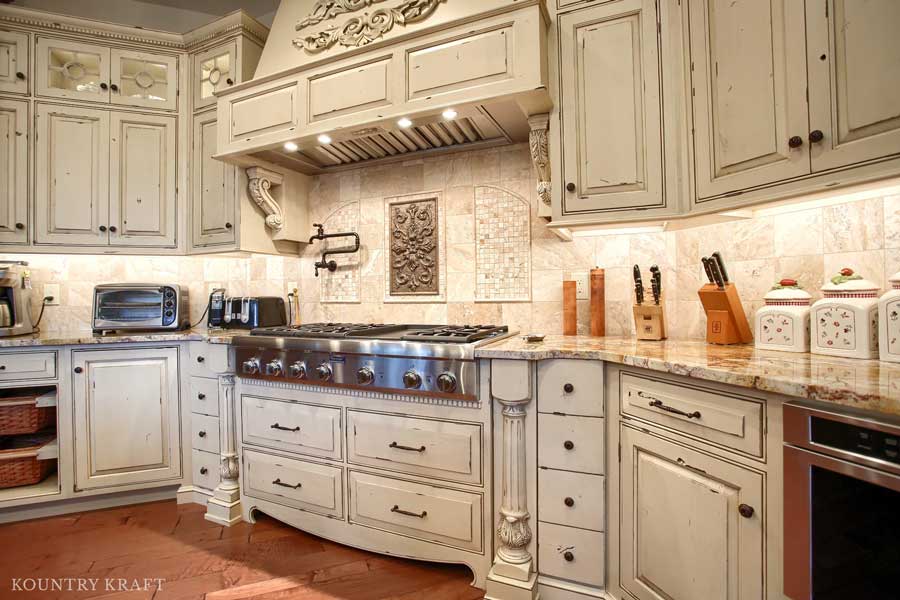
[0,435,56,489]
[0,390,55,435]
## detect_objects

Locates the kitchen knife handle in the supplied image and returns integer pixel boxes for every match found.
[701,257,714,283]
[712,251,729,283]
[708,258,725,289]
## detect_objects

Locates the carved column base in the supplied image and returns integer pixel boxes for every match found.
[205,453,242,527]
[485,570,539,600]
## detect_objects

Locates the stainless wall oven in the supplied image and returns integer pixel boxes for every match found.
[784,403,900,600]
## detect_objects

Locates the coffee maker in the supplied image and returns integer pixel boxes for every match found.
[0,261,36,337]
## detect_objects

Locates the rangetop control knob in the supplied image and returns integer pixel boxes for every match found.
[436,372,458,393]
[265,360,283,377]
[356,367,375,385]
[315,363,332,381]
[403,370,422,389]
[242,358,260,375]
[288,362,307,379]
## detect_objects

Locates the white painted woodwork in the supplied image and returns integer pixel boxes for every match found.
[192,449,221,491]
[190,376,220,417]
[348,470,484,552]
[0,98,27,244]
[194,41,236,110]
[538,522,605,587]
[309,58,392,121]
[558,0,665,215]
[620,373,764,457]
[227,81,299,143]
[347,410,482,485]
[34,103,109,246]
[0,351,56,381]
[537,413,605,475]
[35,37,111,103]
[689,0,809,201]
[537,359,604,417]
[110,49,178,111]
[192,413,221,454]
[407,26,513,100]
[241,396,342,460]
[109,112,177,247]
[0,30,28,95]
[619,425,764,600]
[244,449,343,519]
[192,111,236,247]
[806,0,900,172]
[72,347,182,491]
[491,359,532,403]
[538,469,605,532]
[189,341,230,376]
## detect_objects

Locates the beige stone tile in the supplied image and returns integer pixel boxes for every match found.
[604,301,633,337]
[359,224,383,250]
[629,232,670,268]
[824,250,886,290]
[603,267,634,303]
[674,300,705,340]
[695,222,731,259]
[774,208,823,256]
[339,169,361,202]
[676,264,703,301]
[471,149,501,185]
[359,197,384,226]
[265,256,284,280]
[774,254,825,301]
[885,194,900,249]
[448,243,476,273]
[499,144,532,182]
[731,216,775,260]
[359,246,383,277]
[823,198,884,253]
[446,186,475,216]
[531,270,563,302]
[730,259,776,302]
[423,157,447,189]
[675,228,700,266]
[885,247,900,285]
[448,271,475,302]
[501,302,533,333]
[593,235,631,268]
[447,214,475,244]
[447,153,473,187]
[531,301,563,333]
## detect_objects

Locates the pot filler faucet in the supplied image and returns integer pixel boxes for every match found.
[308,223,361,277]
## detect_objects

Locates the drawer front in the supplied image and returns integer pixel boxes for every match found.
[189,342,229,376]
[192,449,221,491]
[538,522,605,587]
[348,410,482,485]
[190,377,219,416]
[538,359,604,417]
[192,413,220,454]
[349,471,483,552]
[241,396,341,460]
[538,414,604,474]
[229,83,298,141]
[244,449,343,518]
[538,470,605,531]
[620,372,764,457]
[0,351,56,381]
[309,58,392,121]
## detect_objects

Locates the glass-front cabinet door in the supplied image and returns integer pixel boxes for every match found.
[36,37,110,103]
[110,49,178,111]
[0,30,29,95]
[194,41,236,110]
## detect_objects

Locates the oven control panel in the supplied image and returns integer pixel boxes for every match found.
[811,417,900,465]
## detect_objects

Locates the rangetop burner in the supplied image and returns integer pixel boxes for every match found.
[233,323,512,401]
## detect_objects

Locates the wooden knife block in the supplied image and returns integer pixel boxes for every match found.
[697,283,753,344]
[633,295,666,340]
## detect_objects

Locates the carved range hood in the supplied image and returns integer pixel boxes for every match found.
[214,0,553,185]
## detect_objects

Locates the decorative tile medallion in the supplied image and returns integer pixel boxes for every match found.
[321,201,361,303]
[384,192,446,302]
[474,185,531,302]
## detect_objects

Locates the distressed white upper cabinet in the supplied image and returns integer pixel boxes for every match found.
[806,0,900,172]
[556,0,666,218]
[619,425,764,600]
[0,30,29,94]
[109,113,177,247]
[110,49,178,111]
[0,99,27,244]
[72,347,182,491]
[35,37,110,103]
[34,104,109,246]
[192,110,236,247]
[194,41,236,110]
[689,0,809,202]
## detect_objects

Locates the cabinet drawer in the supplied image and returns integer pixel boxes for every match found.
[244,449,343,518]
[538,470,604,531]
[538,522,605,587]
[349,471,483,552]
[538,359,604,417]
[347,410,482,485]
[229,82,298,142]
[620,372,764,457]
[190,377,219,416]
[0,351,56,381]
[538,414,604,474]
[192,414,220,454]
[241,396,341,460]
[189,342,229,376]
[309,58,392,121]
[192,449,220,491]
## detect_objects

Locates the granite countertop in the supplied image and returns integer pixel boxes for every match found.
[476,335,900,416]
[0,328,242,348]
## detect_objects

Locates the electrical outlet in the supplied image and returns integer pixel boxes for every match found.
[43,284,60,305]
[573,272,589,300]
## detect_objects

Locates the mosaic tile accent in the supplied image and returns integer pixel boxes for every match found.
[320,201,361,303]
[475,185,531,302]
[384,191,446,303]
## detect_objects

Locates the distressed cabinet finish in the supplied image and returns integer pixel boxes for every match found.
[0,98,27,244]
[0,30,29,94]
[71,347,182,492]
[194,42,237,110]
[192,110,236,247]
[110,49,178,111]
[35,37,110,103]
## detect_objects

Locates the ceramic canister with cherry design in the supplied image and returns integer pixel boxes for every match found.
[879,271,900,363]
[755,278,811,353]
[811,268,880,359]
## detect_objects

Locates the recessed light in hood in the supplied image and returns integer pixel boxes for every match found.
[397,117,413,129]
[317,134,332,144]
[442,108,458,120]
[283,142,298,152]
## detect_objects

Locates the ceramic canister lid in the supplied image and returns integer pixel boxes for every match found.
[764,278,812,305]
[821,268,879,297]
[890,271,900,290]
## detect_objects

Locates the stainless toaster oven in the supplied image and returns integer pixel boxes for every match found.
[92,284,189,333]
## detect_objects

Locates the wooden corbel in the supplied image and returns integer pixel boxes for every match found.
[528,114,551,219]
[246,167,285,231]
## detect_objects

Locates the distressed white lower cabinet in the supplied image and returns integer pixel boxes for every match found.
[0,98,28,244]
[0,29,28,94]
[71,347,182,491]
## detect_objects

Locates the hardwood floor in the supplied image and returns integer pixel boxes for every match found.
[0,501,484,600]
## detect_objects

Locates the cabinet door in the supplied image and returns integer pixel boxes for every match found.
[110,49,178,111]
[35,37,110,103]
[689,0,809,201]
[34,104,109,246]
[0,30,29,95]
[0,99,27,244]
[109,113,177,247]
[559,0,665,216]
[806,0,900,172]
[620,426,764,600]
[72,347,182,491]
[194,42,237,110]
[192,111,236,247]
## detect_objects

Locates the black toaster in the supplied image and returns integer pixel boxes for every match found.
[211,296,287,329]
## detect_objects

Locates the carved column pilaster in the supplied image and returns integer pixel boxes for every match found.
[246,167,285,231]
[205,375,242,526]
[528,114,551,219]
[496,399,532,566]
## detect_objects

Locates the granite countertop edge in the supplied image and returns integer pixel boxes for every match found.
[0,329,240,348]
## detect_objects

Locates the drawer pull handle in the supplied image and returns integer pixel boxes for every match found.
[389,442,426,453]
[271,423,300,432]
[563,383,574,393]
[272,478,302,489]
[563,440,575,450]
[563,551,575,562]
[198,431,207,438]
[676,457,707,475]
[391,505,427,519]
[200,467,208,475]
[564,497,575,507]
[642,393,701,420]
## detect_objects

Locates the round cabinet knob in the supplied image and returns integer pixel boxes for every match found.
[566,182,576,193]
[200,467,208,475]
[15,72,25,80]
[197,356,205,363]
[809,129,825,143]
[356,367,375,385]
[563,551,575,562]
[288,362,307,379]
[109,226,117,233]
[788,135,803,148]
[15,223,24,230]
[315,363,332,381]
[99,225,107,232]
[100,82,108,90]
[110,83,119,92]
[241,359,259,375]
[738,504,755,519]
[563,383,574,393]
[563,440,575,450]
[198,431,207,438]
[436,372,458,393]
[564,497,575,507]
[225,222,233,229]
[197,393,206,400]
[226,78,234,85]
[265,360,283,376]
[73,367,82,374]
[403,370,422,390]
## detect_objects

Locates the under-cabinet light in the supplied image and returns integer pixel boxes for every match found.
[317,134,332,145]
[442,108,458,120]
[283,141,299,152]
[397,117,413,128]
[570,224,667,237]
